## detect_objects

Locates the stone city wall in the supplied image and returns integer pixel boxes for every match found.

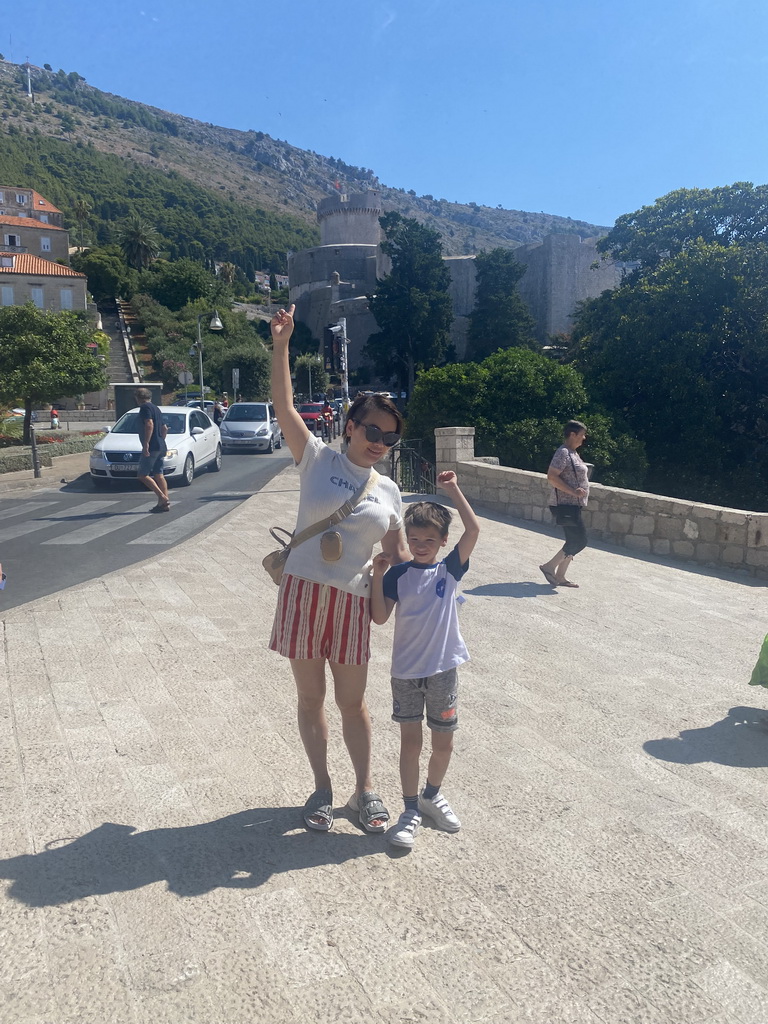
[436,427,768,579]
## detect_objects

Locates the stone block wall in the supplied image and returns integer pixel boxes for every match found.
[435,427,768,579]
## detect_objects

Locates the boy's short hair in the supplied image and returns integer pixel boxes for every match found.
[404,501,452,537]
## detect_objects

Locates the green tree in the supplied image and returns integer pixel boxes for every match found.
[71,246,133,302]
[73,198,91,251]
[119,213,161,270]
[0,305,105,442]
[209,345,270,400]
[572,240,768,507]
[140,258,214,311]
[294,353,328,398]
[597,181,768,269]
[218,261,236,285]
[365,212,454,395]
[466,247,537,359]
[406,347,645,487]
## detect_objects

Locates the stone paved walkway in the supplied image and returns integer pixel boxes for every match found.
[1,463,768,1023]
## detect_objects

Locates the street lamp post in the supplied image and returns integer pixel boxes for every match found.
[192,310,224,407]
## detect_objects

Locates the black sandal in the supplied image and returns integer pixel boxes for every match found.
[348,791,390,833]
[302,789,333,831]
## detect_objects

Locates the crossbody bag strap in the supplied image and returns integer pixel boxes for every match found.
[287,470,380,552]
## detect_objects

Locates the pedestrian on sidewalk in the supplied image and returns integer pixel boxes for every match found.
[539,420,590,589]
[50,407,59,430]
[213,401,224,427]
[370,471,480,849]
[135,388,170,512]
[269,305,409,834]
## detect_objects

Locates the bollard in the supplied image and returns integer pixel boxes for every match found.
[29,424,42,478]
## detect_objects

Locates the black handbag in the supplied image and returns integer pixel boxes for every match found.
[551,450,582,524]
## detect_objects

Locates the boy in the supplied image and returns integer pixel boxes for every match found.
[371,470,480,849]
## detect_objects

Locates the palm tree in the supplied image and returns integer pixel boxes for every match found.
[73,199,91,252]
[218,261,236,285]
[119,214,160,270]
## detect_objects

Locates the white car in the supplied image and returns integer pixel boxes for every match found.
[89,406,222,487]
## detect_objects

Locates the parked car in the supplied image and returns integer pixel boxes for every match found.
[298,403,328,437]
[219,402,282,453]
[89,406,221,487]
[186,399,216,413]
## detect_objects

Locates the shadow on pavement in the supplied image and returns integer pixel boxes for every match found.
[644,705,768,767]
[464,581,557,598]
[0,806,384,906]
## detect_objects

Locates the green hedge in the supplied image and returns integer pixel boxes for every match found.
[0,433,104,474]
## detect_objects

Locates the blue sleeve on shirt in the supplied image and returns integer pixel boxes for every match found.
[383,562,410,602]
[444,545,469,581]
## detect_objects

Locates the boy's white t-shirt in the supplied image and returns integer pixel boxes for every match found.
[284,434,403,597]
[383,546,470,679]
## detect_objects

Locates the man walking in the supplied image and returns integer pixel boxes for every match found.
[135,388,170,512]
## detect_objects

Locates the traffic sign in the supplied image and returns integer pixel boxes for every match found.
[177,370,194,385]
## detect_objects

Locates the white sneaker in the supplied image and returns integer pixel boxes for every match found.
[389,809,421,848]
[418,791,461,832]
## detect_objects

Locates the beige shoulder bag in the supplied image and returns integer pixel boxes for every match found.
[262,471,380,585]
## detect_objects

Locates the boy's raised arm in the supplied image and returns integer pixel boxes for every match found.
[437,471,480,565]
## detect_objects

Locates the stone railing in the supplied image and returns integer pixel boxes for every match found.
[435,427,768,579]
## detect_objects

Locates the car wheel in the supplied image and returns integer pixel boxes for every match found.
[181,453,194,486]
[209,444,222,472]
[275,432,282,449]
[267,435,274,454]
[91,476,112,490]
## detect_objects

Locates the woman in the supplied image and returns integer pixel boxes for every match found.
[269,305,409,833]
[539,420,590,589]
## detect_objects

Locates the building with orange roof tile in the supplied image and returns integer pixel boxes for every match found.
[0,251,87,311]
[0,186,70,264]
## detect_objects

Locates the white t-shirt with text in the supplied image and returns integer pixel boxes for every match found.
[284,435,403,597]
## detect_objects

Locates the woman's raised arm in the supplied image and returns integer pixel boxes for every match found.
[270,305,310,463]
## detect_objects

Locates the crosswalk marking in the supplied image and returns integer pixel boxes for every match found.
[128,500,230,545]
[0,500,61,522]
[43,509,150,545]
[0,501,118,543]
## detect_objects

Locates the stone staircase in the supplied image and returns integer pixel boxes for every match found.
[99,299,135,384]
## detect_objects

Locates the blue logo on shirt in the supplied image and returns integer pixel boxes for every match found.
[436,579,446,598]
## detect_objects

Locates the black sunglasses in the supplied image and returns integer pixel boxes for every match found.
[352,419,401,447]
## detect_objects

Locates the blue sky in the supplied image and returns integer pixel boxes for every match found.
[12,0,768,227]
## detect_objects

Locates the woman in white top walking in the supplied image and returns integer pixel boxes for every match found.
[269,305,409,833]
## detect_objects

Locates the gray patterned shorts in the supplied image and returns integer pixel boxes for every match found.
[391,668,459,732]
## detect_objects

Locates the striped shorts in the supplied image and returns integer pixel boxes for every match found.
[269,574,371,664]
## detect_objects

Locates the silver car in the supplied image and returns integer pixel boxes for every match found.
[219,402,282,453]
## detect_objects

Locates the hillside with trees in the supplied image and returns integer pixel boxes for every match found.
[0,59,608,259]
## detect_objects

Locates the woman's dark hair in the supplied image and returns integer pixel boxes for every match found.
[344,393,403,436]
[563,419,587,437]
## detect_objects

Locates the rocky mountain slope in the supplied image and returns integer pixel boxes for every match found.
[0,60,608,254]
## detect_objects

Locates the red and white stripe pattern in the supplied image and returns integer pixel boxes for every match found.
[270,574,371,664]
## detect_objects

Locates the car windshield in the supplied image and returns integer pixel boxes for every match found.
[224,405,267,422]
[299,404,323,413]
[111,411,187,435]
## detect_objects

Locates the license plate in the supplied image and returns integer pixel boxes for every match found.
[110,464,138,473]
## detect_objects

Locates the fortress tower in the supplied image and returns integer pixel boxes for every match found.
[288,191,384,376]
[317,192,382,246]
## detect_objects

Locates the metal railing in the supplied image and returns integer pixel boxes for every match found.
[389,440,436,494]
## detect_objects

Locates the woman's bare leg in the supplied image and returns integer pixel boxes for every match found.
[555,554,575,584]
[540,546,566,575]
[328,661,372,795]
[290,658,331,792]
